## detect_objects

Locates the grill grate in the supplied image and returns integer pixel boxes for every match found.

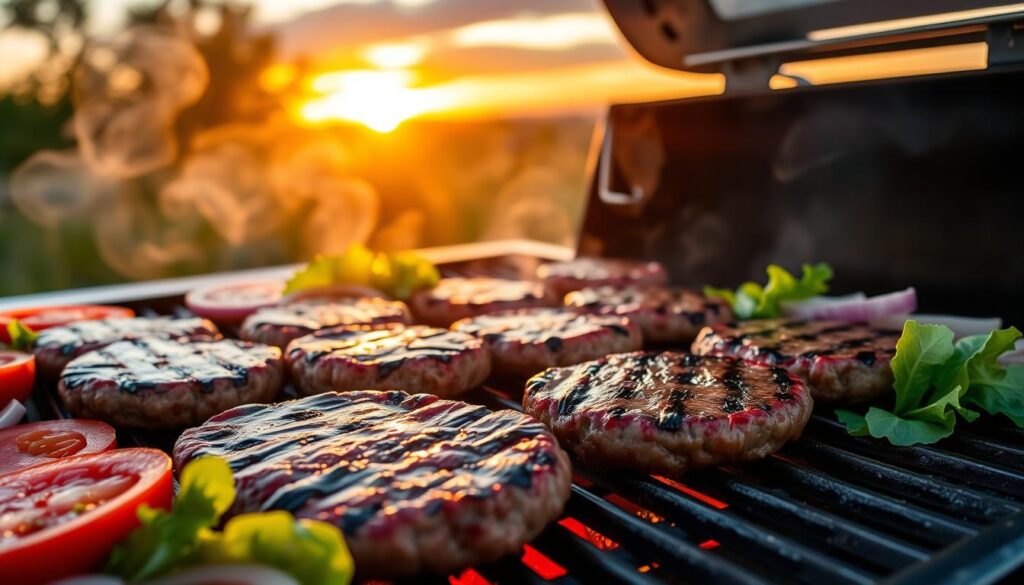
[474,385,1024,585]
[24,256,1024,585]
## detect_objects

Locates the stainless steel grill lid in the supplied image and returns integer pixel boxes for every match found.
[601,0,1024,74]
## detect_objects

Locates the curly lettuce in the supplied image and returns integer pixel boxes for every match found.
[705,263,833,320]
[106,457,353,585]
[837,321,1023,446]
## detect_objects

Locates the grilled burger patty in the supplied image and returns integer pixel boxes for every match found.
[286,324,491,398]
[691,319,900,402]
[452,308,642,377]
[240,297,410,349]
[537,257,668,297]
[524,352,812,474]
[408,277,557,327]
[32,316,219,380]
[173,391,572,577]
[58,337,284,428]
[565,286,733,344]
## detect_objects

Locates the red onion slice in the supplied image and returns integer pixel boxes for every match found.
[781,287,916,322]
[871,313,1003,338]
[0,400,25,429]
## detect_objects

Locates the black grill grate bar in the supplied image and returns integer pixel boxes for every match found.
[789,439,1020,523]
[576,469,876,585]
[808,417,1024,497]
[567,485,766,585]
[967,421,1024,445]
[755,457,975,547]
[532,523,665,585]
[883,511,1024,585]
[938,433,1024,472]
[694,468,930,571]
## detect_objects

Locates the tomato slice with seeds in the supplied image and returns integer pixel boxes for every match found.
[185,281,284,325]
[0,305,135,343]
[0,351,35,405]
[0,448,172,585]
[0,419,117,474]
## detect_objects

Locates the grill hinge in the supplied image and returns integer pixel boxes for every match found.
[721,56,780,94]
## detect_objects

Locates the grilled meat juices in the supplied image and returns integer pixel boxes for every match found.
[524,352,812,474]
[692,319,900,402]
[58,337,284,428]
[286,324,491,397]
[173,391,572,577]
[32,317,219,380]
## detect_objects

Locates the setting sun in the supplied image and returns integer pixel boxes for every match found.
[296,69,452,132]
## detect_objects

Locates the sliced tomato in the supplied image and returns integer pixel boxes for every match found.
[0,351,35,405]
[185,281,284,325]
[0,420,117,474]
[0,448,172,585]
[0,305,135,343]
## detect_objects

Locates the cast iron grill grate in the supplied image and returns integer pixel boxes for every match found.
[23,257,1024,584]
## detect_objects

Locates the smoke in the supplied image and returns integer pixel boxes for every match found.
[10,26,381,281]
[9,150,99,228]
[74,26,208,178]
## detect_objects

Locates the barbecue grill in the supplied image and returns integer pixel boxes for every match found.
[9,1,1024,583]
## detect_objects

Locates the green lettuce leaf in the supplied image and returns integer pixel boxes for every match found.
[964,365,1024,426]
[891,321,955,414]
[705,263,832,319]
[863,407,955,446]
[835,409,869,436]
[6,319,39,351]
[106,457,235,581]
[842,322,1024,446]
[201,511,353,585]
[106,457,353,585]
[284,244,438,300]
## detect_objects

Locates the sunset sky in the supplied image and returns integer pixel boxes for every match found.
[1,0,1010,131]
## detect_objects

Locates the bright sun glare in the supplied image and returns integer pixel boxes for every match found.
[297,69,449,132]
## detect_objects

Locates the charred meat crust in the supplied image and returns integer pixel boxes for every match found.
[173,391,572,577]
[32,316,220,380]
[452,308,642,377]
[523,351,813,474]
[239,297,411,349]
[566,285,733,344]
[691,319,900,402]
[286,324,491,397]
[58,337,284,428]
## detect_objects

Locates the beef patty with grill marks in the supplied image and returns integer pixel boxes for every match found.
[286,323,490,398]
[537,257,668,297]
[408,277,557,327]
[524,352,812,474]
[240,297,410,349]
[58,337,284,428]
[173,391,572,578]
[565,285,733,344]
[691,319,900,402]
[452,307,642,378]
[32,316,220,380]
